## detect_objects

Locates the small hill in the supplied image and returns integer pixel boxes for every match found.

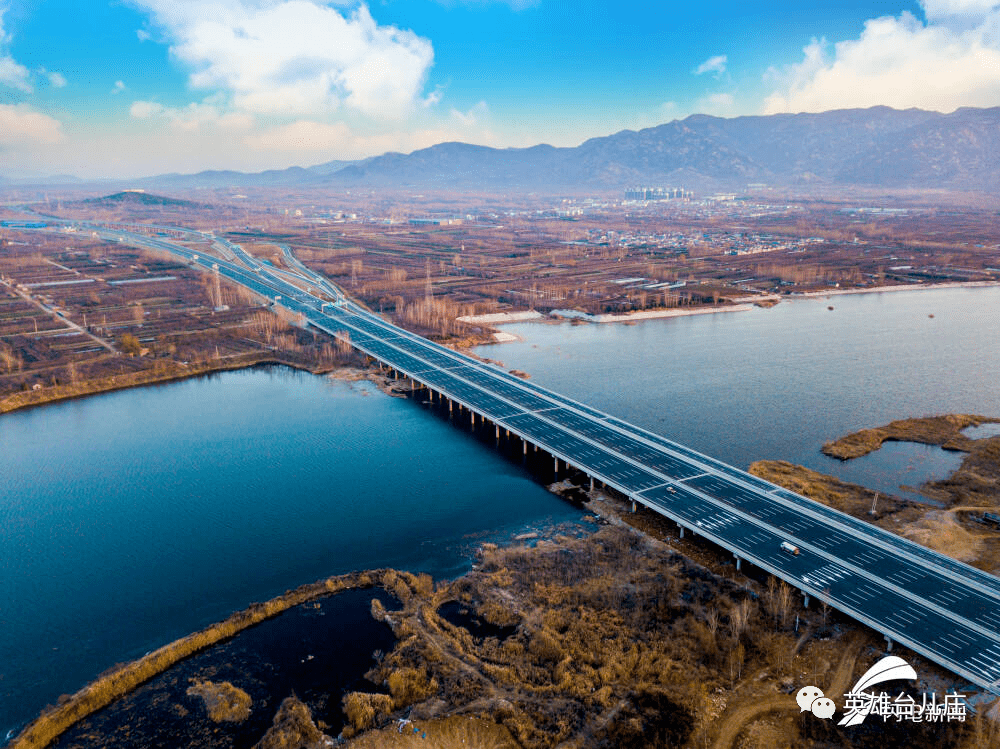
[82,191,203,208]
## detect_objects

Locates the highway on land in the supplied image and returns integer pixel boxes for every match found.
[27,219,1000,695]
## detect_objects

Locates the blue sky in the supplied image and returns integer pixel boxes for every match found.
[1,0,998,178]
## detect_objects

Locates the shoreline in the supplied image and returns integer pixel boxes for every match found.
[794,279,1000,299]
[473,279,1000,342]
[7,570,394,749]
[0,355,342,418]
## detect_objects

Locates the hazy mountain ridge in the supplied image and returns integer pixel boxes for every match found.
[322,106,1000,192]
[5,107,996,192]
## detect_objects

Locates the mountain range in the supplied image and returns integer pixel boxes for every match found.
[9,106,1000,193]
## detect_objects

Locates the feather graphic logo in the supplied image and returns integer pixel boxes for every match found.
[837,655,918,726]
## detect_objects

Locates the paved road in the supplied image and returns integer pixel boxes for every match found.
[24,219,1000,695]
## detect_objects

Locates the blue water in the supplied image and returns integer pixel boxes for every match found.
[5,285,1000,741]
[476,286,1000,497]
[962,423,1000,440]
[0,368,577,739]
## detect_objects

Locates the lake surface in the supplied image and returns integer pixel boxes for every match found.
[4,285,1000,742]
[476,286,1000,500]
[0,369,578,741]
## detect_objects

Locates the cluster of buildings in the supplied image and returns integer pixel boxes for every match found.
[624,187,693,201]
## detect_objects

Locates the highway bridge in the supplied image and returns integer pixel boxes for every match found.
[23,219,1000,696]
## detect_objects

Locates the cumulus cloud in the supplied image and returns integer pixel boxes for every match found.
[0,10,31,92]
[48,71,67,88]
[694,55,727,77]
[764,7,1000,113]
[0,104,65,145]
[921,0,999,20]
[112,80,127,94]
[130,0,435,120]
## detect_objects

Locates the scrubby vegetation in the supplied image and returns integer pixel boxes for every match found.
[185,679,252,722]
[9,570,388,749]
[343,525,848,749]
[822,414,1000,459]
[252,696,333,749]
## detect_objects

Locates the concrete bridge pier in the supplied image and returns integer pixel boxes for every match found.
[630,499,637,513]
[885,636,893,652]
[734,555,742,571]
[803,594,809,608]
[679,525,685,538]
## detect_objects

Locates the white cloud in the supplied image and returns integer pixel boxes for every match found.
[112,80,127,94]
[130,1,435,120]
[695,92,738,116]
[449,100,489,126]
[0,10,31,92]
[764,9,1000,113]
[136,28,152,42]
[921,0,999,20]
[0,104,64,145]
[694,55,727,77]
[48,71,67,88]
[130,97,254,132]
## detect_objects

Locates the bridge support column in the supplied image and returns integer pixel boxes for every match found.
[589,476,594,491]
[554,457,559,479]
[630,500,636,513]
[679,525,685,538]
[448,399,452,413]
[735,556,741,571]
[803,594,810,608]
[523,441,528,455]
[496,426,500,439]
[885,636,893,652]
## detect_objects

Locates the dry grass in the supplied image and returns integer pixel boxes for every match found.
[185,679,252,723]
[749,460,920,521]
[347,716,519,749]
[898,510,984,563]
[9,570,386,749]
[821,414,999,459]
[352,525,828,749]
[252,696,329,749]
